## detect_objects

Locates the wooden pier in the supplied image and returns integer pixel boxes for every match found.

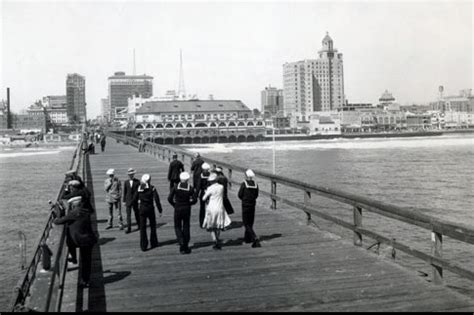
[54,139,473,312]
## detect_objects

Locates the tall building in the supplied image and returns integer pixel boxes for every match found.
[66,74,86,123]
[100,98,110,122]
[283,32,344,121]
[108,72,153,121]
[261,86,283,115]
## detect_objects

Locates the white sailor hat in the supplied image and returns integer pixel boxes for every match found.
[106,168,115,175]
[215,167,223,173]
[68,180,81,187]
[201,162,210,170]
[67,196,82,204]
[208,173,218,181]
[141,174,150,183]
[180,172,190,181]
[245,169,255,178]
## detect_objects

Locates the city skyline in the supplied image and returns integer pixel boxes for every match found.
[1,0,472,119]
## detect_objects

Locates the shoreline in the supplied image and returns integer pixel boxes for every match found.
[0,141,79,150]
[263,129,474,142]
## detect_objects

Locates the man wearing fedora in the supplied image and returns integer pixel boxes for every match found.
[123,168,140,234]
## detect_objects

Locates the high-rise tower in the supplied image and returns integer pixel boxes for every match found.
[108,72,153,122]
[283,32,345,121]
[66,73,86,123]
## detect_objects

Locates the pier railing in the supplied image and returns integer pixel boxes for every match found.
[11,134,88,312]
[111,133,474,287]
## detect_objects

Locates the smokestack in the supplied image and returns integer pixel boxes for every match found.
[6,88,11,129]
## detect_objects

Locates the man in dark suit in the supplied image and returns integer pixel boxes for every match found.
[53,196,97,288]
[123,168,140,234]
[190,152,204,189]
[168,154,184,191]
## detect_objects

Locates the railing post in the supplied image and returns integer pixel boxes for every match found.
[304,191,312,224]
[228,169,232,189]
[431,231,443,284]
[168,149,171,162]
[353,206,362,246]
[270,180,277,210]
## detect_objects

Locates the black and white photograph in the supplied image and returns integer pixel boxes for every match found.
[0,0,473,312]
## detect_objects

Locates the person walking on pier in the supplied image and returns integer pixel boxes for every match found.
[215,167,234,215]
[123,168,140,234]
[137,174,163,251]
[167,171,197,254]
[190,152,204,189]
[53,196,97,288]
[196,163,211,228]
[168,154,184,191]
[238,169,261,248]
[138,137,146,152]
[100,134,107,152]
[105,168,124,230]
[202,173,231,250]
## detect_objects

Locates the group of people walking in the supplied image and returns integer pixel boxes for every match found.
[83,130,107,154]
[105,152,261,254]
[52,150,261,288]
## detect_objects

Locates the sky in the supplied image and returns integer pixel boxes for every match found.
[1,0,473,118]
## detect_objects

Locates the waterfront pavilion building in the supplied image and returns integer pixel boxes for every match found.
[283,32,345,122]
[128,97,266,144]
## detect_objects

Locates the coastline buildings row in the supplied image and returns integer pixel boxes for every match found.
[0,74,87,131]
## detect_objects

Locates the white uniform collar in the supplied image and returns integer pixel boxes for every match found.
[244,179,258,189]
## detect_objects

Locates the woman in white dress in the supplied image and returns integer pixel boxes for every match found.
[202,173,231,249]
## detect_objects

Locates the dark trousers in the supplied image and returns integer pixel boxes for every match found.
[169,180,178,191]
[101,143,105,152]
[199,199,206,228]
[174,207,191,247]
[242,205,257,243]
[125,203,140,231]
[67,236,77,262]
[139,209,158,251]
[79,246,93,282]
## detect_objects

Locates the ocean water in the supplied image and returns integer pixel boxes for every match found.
[0,146,75,310]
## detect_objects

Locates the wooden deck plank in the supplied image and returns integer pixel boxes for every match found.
[60,140,474,312]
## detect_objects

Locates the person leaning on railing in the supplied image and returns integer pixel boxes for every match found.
[52,196,97,288]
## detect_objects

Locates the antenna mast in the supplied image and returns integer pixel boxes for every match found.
[133,48,136,75]
[178,49,186,99]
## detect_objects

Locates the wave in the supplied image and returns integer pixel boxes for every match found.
[185,134,474,153]
[0,150,61,158]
